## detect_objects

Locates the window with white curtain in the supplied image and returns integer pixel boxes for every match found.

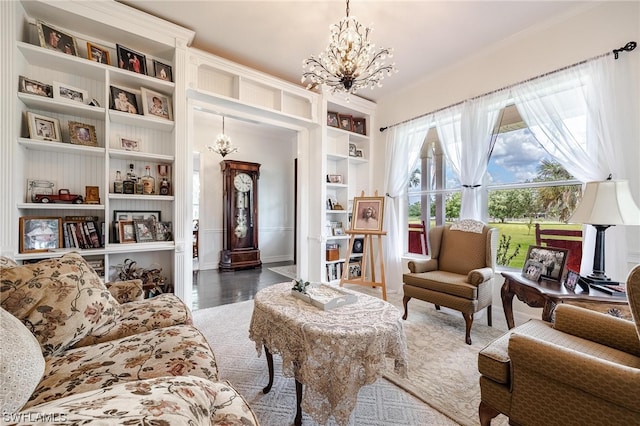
[406,105,582,269]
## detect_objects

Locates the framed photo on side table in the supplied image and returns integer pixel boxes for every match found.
[523,245,568,282]
[522,259,544,281]
[141,87,172,120]
[116,44,147,75]
[27,112,61,142]
[564,269,580,292]
[68,121,98,146]
[19,216,62,253]
[36,21,77,56]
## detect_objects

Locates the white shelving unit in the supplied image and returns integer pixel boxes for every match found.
[3,1,194,296]
[322,93,376,284]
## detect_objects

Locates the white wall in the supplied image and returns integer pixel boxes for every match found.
[193,109,297,269]
[376,1,640,270]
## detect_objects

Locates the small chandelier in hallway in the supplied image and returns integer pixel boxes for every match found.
[207,116,237,158]
[302,0,397,96]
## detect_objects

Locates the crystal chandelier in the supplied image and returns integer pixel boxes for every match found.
[302,0,396,95]
[207,116,237,157]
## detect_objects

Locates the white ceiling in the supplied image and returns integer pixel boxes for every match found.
[118,0,594,102]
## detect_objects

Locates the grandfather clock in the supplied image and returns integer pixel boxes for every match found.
[219,160,261,271]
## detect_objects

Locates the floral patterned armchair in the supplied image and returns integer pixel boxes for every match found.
[0,253,257,425]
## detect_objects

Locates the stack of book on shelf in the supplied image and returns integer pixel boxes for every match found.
[86,259,105,277]
[63,216,102,249]
[326,262,344,282]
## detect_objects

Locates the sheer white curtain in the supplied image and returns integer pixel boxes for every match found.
[434,92,509,221]
[512,54,637,281]
[383,117,431,292]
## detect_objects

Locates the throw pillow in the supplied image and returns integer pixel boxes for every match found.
[0,253,121,357]
[0,307,45,414]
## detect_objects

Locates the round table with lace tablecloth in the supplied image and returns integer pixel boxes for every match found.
[249,282,408,426]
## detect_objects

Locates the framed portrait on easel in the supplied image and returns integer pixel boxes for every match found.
[351,196,384,232]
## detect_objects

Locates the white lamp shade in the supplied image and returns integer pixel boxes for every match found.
[569,180,640,226]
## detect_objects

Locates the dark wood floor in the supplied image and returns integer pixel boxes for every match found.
[192,261,294,310]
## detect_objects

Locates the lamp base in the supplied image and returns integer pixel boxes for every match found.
[578,275,619,287]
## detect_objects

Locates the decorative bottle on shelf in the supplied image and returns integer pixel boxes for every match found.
[135,177,144,195]
[159,177,171,195]
[123,164,136,194]
[113,170,123,194]
[142,165,155,195]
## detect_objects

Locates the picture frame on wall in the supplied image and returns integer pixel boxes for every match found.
[116,44,147,75]
[36,21,77,56]
[110,86,139,114]
[18,76,52,98]
[153,60,173,82]
[68,121,98,146]
[19,216,62,253]
[351,196,385,232]
[141,87,173,120]
[522,245,569,282]
[26,112,62,142]
[87,42,111,64]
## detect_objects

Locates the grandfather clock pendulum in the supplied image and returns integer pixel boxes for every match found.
[219,160,261,271]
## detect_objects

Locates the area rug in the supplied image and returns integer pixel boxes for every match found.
[194,300,458,426]
[268,264,297,280]
[193,287,511,426]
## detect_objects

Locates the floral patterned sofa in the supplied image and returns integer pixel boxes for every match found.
[0,253,257,425]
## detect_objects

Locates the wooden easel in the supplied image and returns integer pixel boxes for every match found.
[340,191,387,300]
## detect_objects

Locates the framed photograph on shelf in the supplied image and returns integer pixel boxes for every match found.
[141,87,172,120]
[355,149,364,158]
[328,174,343,184]
[352,196,384,232]
[19,216,62,253]
[53,81,87,104]
[338,114,353,131]
[113,210,160,223]
[116,44,147,75]
[349,143,357,157]
[110,86,139,114]
[327,111,339,128]
[26,112,61,142]
[68,121,98,146]
[523,245,568,282]
[86,42,110,64]
[133,219,155,243]
[118,221,136,244]
[352,117,366,135]
[120,136,140,151]
[155,222,172,241]
[153,60,173,82]
[18,76,52,98]
[36,21,77,56]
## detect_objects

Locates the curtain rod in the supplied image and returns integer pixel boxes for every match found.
[379,41,636,132]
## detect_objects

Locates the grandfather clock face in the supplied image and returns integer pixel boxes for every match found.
[220,160,261,270]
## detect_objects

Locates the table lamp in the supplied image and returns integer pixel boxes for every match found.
[568,178,640,286]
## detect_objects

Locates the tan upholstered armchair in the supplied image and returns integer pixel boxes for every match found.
[478,264,640,425]
[402,219,498,345]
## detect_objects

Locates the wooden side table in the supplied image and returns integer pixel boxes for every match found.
[501,271,628,329]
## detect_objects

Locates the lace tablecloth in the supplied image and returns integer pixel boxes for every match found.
[249,282,408,426]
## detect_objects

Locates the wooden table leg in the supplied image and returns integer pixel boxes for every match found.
[295,379,303,426]
[262,345,274,394]
[501,280,516,329]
